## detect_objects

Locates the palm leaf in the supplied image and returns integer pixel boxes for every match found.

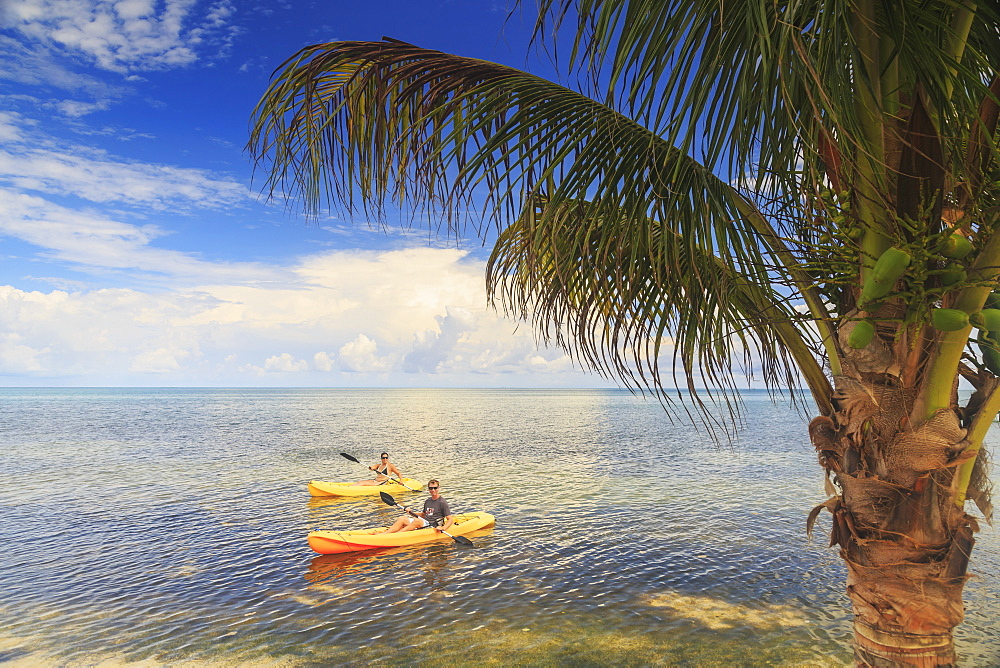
[250,39,770,267]
[531,0,1000,231]
[488,195,833,421]
[248,38,831,411]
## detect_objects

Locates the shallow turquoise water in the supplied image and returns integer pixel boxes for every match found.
[0,388,997,666]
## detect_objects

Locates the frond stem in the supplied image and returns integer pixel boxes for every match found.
[944,1,978,101]
[914,221,1000,423]
[853,0,891,277]
[956,381,1000,506]
[731,194,840,380]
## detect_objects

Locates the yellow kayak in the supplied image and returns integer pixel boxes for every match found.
[307,478,424,497]
[307,511,495,554]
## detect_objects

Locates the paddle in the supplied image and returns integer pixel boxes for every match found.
[379,491,473,546]
[339,452,418,491]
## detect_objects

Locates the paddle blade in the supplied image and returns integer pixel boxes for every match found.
[451,535,474,547]
[379,491,397,506]
[339,452,361,464]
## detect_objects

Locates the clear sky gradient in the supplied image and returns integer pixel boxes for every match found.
[0,0,627,387]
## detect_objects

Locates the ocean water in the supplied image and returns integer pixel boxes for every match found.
[0,388,997,667]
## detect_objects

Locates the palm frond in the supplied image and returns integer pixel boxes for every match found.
[250,39,780,286]
[247,38,838,410]
[531,0,1000,218]
[488,195,833,419]
[247,38,844,415]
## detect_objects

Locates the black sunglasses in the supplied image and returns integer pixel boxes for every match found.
[381,456,388,459]
[428,486,439,490]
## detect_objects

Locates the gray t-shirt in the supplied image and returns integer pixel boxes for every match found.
[422,497,451,526]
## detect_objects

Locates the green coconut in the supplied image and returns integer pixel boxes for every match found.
[931,308,970,332]
[941,263,967,286]
[872,247,912,284]
[847,320,876,349]
[942,233,973,259]
[980,309,1000,332]
[979,333,1000,375]
[986,291,1000,310]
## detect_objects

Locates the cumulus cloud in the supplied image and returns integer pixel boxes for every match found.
[263,352,308,372]
[130,341,198,373]
[0,331,49,372]
[0,285,207,379]
[403,306,476,373]
[337,334,391,373]
[0,0,239,73]
[0,100,605,389]
[0,138,617,389]
[313,350,334,372]
[0,248,606,386]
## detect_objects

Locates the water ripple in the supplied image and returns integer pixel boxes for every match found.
[0,388,997,666]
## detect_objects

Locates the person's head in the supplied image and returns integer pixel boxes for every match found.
[380,452,389,461]
[427,479,441,497]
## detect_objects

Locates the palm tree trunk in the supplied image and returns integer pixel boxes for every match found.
[839,479,974,667]
[809,373,979,667]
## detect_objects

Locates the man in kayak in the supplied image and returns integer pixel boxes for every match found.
[354,452,404,486]
[380,479,454,534]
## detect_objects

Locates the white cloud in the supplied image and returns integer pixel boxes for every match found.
[54,98,112,116]
[263,352,308,372]
[313,350,334,372]
[0,97,605,389]
[0,34,125,98]
[0,0,239,72]
[0,248,607,386]
[0,189,277,284]
[0,331,49,372]
[337,334,391,372]
[0,143,247,208]
[0,285,209,378]
[0,111,261,285]
[403,306,476,373]
[0,111,27,142]
[129,341,198,373]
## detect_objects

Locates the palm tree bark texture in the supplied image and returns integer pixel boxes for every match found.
[249,2,1000,665]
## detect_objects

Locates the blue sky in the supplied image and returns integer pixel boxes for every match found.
[0,0,629,387]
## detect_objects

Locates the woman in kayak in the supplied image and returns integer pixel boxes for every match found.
[355,452,404,486]
[380,479,454,534]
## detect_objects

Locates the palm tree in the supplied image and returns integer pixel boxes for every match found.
[249,2,1000,664]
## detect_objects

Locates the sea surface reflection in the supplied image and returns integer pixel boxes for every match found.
[1,388,997,666]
